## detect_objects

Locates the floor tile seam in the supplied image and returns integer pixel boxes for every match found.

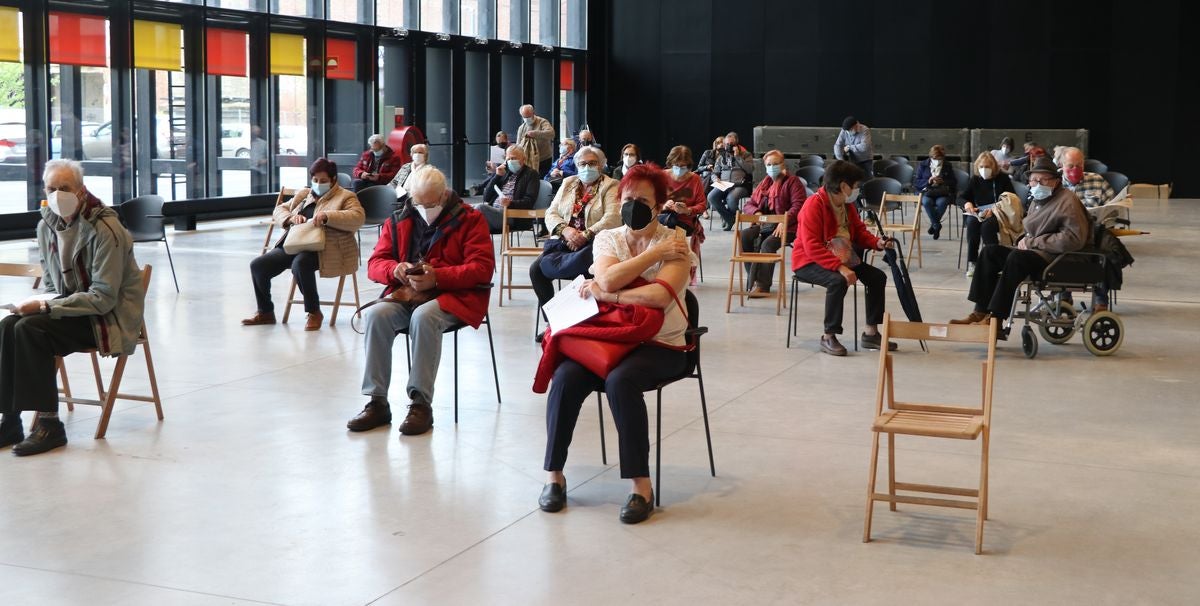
[0,561,285,605]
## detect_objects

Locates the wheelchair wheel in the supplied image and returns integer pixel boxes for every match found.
[1083,311,1124,356]
[1021,325,1038,359]
[1038,305,1077,345]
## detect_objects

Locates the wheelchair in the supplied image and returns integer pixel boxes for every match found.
[1009,251,1124,359]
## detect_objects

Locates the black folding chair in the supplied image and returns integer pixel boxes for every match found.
[118,195,178,292]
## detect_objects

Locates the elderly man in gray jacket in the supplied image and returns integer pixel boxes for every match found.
[517,104,556,176]
[0,159,145,456]
[834,116,875,177]
[951,157,1089,333]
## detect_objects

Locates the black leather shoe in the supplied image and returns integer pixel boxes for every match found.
[12,418,66,457]
[398,402,434,436]
[861,332,898,351]
[619,491,654,524]
[538,481,567,512]
[0,415,24,449]
[347,399,391,432]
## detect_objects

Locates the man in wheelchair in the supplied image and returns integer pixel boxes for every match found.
[951,157,1089,336]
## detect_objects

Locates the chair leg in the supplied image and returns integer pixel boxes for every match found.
[90,351,105,398]
[163,238,180,293]
[485,317,501,405]
[853,283,860,352]
[329,275,347,326]
[405,333,412,372]
[887,433,897,512]
[775,260,784,315]
[957,221,965,269]
[977,428,991,554]
[863,430,881,543]
[282,278,297,323]
[698,247,704,282]
[140,333,165,421]
[697,362,715,477]
[497,256,506,307]
[786,279,796,348]
[94,356,129,439]
[57,357,74,411]
[655,388,663,507]
[597,392,607,465]
[725,256,735,313]
[453,330,459,424]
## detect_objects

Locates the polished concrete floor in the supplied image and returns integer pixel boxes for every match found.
[0,197,1197,605]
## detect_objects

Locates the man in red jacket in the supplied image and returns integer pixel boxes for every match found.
[351,134,405,192]
[346,167,495,436]
[791,161,896,356]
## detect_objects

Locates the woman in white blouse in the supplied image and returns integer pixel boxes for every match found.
[538,163,694,525]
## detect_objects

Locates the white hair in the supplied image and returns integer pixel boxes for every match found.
[43,159,84,188]
[573,145,606,168]
[367,134,384,146]
[519,104,535,116]
[407,166,447,200]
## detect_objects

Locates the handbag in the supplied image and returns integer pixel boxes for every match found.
[539,238,594,280]
[282,220,326,254]
[826,236,861,267]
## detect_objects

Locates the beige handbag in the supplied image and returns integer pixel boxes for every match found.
[282,219,326,254]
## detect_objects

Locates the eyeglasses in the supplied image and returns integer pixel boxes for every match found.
[1028,176,1058,185]
[577,161,600,168]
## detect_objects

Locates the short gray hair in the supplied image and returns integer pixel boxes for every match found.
[573,145,606,168]
[44,159,84,188]
[407,166,447,200]
[519,104,535,116]
[368,134,384,147]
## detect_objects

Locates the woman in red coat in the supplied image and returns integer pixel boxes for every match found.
[351,134,404,191]
[791,160,896,356]
[659,145,706,285]
[741,150,805,296]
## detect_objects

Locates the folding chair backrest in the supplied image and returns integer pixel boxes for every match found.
[499,207,547,254]
[0,262,43,290]
[732,212,788,255]
[262,188,297,254]
[879,193,921,227]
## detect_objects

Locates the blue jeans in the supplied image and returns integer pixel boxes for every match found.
[921,194,952,227]
[707,185,749,225]
[360,299,460,404]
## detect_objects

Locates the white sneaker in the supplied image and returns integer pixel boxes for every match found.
[966,262,975,278]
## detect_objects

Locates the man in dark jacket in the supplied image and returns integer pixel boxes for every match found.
[351,134,404,192]
[952,157,1089,331]
[346,167,495,437]
[474,146,540,234]
[0,159,145,456]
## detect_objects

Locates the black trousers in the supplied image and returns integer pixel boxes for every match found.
[793,261,886,335]
[739,224,783,289]
[544,346,688,479]
[0,314,96,414]
[964,215,1000,264]
[250,246,321,314]
[968,245,1049,320]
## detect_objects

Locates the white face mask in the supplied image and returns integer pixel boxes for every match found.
[522,116,534,125]
[415,203,443,224]
[412,153,426,165]
[47,190,81,218]
[623,155,636,168]
[979,167,993,179]
[930,159,941,168]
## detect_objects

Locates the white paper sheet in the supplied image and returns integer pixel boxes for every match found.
[542,275,598,332]
[711,179,735,192]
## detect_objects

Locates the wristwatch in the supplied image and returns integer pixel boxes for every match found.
[40,299,50,314]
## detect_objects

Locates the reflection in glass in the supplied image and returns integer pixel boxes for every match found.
[275,75,309,188]
[421,0,445,33]
[49,64,115,205]
[424,47,452,185]
[461,0,479,37]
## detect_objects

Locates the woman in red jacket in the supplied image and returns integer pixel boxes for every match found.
[741,150,805,296]
[791,161,896,356]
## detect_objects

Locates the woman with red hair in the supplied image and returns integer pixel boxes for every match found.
[537,163,695,525]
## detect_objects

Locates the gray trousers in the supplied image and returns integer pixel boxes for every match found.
[473,203,504,233]
[360,299,460,404]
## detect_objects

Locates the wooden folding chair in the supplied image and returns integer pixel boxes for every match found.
[0,263,70,393]
[726,212,788,315]
[57,265,164,439]
[874,192,923,268]
[863,313,998,554]
[496,207,547,306]
[261,188,297,255]
[281,272,361,327]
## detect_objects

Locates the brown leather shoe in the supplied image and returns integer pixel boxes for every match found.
[241,312,277,326]
[398,402,434,436]
[820,334,847,356]
[971,313,995,326]
[347,399,392,432]
[950,311,989,325]
[747,285,772,298]
[304,312,324,331]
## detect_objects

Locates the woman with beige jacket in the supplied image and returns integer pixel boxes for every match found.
[529,146,621,341]
[243,158,365,330]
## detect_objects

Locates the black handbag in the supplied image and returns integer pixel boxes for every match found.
[539,238,594,280]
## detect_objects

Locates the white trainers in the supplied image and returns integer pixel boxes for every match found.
[966,262,975,278]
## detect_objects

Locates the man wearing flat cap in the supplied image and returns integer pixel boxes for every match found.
[951,156,1090,332]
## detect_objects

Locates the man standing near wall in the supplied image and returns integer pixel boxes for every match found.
[834,116,875,178]
[518,104,556,177]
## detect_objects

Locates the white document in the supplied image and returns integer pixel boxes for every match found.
[962,202,996,219]
[542,275,599,332]
[493,184,505,198]
[395,185,408,198]
[1,292,58,313]
[711,179,735,192]
[489,145,506,166]
[1106,185,1130,207]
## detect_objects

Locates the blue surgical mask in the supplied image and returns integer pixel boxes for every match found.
[1031,184,1054,200]
[765,164,782,178]
[577,166,600,184]
[559,145,568,155]
[312,180,331,196]
[506,159,522,173]
[671,166,689,179]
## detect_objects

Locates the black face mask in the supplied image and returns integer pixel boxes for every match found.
[725,144,735,152]
[621,199,654,230]
[580,139,593,146]
[498,141,510,149]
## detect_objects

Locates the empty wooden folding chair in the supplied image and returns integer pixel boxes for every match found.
[863,313,998,554]
[726,212,788,315]
[496,207,547,306]
[874,192,923,268]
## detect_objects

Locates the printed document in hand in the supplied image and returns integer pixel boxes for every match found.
[1,292,57,313]
[711,179,735,192]
[962,202,996,219]
[542,275,598,332]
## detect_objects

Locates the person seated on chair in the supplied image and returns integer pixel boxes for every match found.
[243,158,365,331]
[351,134,404,192]
[470,130,510,196]
[696,136,725,193]
[0,160,145,457]
[536,162,695,524]
[575,129,599,150]
[740,150,804,298]
[990,136,1016,174]
[913,144,958,240]
[530,146,621,341]
[791,160,896,357]
[611,143,643,181]
[386,143,432,199]
[705,132,755,232]
[951,157,1090,331]
[1060,146,1116,311]
[347,167,495,437]
[660,145,707,286]
[961,151,1016,278]
[474,146,539,234]
[544,138,578,192]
